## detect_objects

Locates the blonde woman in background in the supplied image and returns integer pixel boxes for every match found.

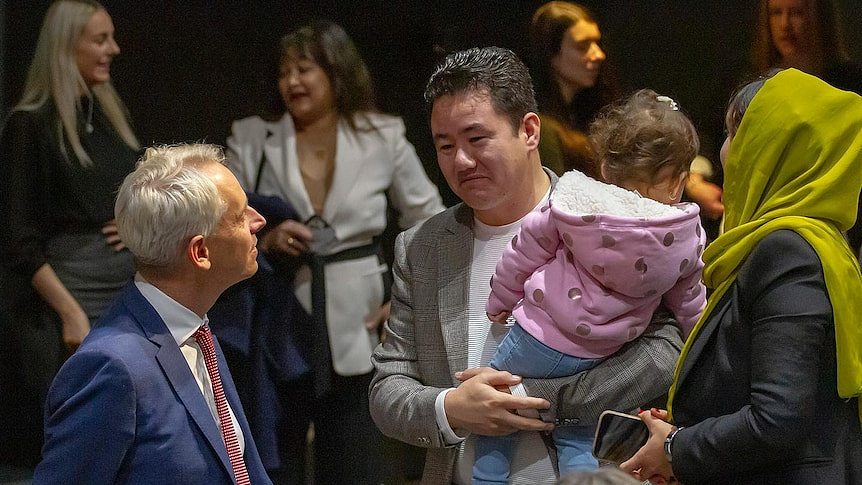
[0,0,139,467]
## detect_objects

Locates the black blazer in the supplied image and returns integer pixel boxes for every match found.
[671,230,862,484]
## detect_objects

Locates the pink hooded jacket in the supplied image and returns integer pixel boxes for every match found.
[487,171,706,359]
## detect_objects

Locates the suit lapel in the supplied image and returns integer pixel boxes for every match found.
[123,285,236,480]
[322,120,366,222]
[438,205,473,382]
[270,114,314,219]
[675,288,732,391]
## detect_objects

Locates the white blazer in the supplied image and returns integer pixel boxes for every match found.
[227,112,444,375]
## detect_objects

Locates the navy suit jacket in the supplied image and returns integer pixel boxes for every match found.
[33,283,272,484]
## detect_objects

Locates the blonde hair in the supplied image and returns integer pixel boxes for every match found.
[115,144,227,268]
[15,0,139,166]
[590,89,699,186]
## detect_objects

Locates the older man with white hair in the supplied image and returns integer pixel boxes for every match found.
[34,144,272,484]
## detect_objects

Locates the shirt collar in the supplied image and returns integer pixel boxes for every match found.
[134,273,207,346]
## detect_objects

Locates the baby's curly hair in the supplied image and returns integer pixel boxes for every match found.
[590,89,699,186]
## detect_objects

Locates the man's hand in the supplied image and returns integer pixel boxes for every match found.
[444,368,553,436]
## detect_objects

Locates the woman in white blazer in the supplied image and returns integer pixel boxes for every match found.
[226,21,443,485]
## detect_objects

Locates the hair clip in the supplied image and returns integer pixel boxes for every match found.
[656,95,679,111]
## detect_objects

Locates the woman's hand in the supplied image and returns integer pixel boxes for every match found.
[685,173,724,220]
[261,219,314,257]
[31,264,91,352]
[61,308,91,352]
[620,409,676,484]
[365,301,390,331]
[101,219,126,252]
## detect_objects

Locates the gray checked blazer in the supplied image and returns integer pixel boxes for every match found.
[369,176,684,484]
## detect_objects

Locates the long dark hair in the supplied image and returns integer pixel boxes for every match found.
[280,20,378,131]
[528,1,619,132]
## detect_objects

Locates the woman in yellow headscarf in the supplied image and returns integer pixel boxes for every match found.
[621,68,862,484]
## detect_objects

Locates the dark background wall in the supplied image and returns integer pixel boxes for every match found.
[3,1,862,194]
[0,0,5,115]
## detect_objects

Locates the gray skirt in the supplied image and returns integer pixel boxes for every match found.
[0,230,134,452]
[46,230,135,324]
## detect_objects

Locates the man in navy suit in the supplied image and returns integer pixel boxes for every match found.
[33,144,271,484]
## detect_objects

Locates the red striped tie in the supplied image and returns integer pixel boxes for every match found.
[194,325,251,485]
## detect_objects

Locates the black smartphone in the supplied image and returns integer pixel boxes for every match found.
[592,410,649,465]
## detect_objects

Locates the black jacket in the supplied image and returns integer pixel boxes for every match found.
[671,230,862,484]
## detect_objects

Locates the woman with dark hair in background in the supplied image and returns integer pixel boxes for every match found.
[622,68,862,484]
[528,1,724,229]
[528,1,614,179]
[0,0,140,467]
[226,20,443,484]
[751,0,862,256]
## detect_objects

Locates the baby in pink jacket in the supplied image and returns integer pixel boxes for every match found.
[474,90,707,483]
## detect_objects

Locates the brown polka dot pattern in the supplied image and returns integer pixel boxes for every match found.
[562,232,573,247]
[541,204,550,212]
[697,244,704,256]
[601,235,616,248]
[511,234,518,247]
[582,215,596,223]
[592,265,605,276]
[635,257,648,273]
[533,289,544,304]
[627,328,639,340]
[663,232,675,246]
[696,225,701,237]
[568,287,582,300]
[679,259,689,273]
[575,324,591,336]
[566,251,575,264]
[538,236,552,250]
[515,273,526,284]
[644,289,658,297]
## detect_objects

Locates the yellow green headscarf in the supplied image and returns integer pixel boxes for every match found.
[668,69,862,422]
